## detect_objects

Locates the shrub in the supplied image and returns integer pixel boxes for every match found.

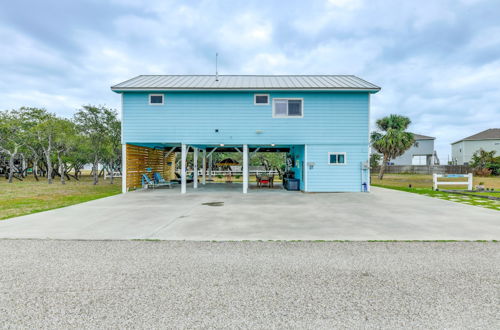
[474,168,492,177]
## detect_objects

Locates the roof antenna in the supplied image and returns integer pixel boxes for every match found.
[215,52,219,81]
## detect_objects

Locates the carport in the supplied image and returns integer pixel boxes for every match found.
[122,143,300,194]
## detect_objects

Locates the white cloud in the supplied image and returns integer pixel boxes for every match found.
[0,0,499,160]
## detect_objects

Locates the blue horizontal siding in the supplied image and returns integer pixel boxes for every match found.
[122,91,369,145]
[306,144,368,192]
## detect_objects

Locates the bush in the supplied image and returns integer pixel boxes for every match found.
[474,168,492,177]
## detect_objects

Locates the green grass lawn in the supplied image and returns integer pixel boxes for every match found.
[372,174,500,211]
[0,175,121,220]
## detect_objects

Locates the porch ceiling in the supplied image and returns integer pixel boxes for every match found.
[127,143,292,153]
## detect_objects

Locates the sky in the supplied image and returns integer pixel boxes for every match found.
[1,0,499,161]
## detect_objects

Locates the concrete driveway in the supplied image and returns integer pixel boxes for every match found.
[0,185,498,240]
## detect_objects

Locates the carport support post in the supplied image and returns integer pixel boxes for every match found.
[243,144,248,194]
[208,154,213,181]
[202,150,206,185]
[181,144,187,194]
[121,144,127,193]
[193,147,198,189]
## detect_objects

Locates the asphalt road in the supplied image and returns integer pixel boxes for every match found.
[1,240,499,329]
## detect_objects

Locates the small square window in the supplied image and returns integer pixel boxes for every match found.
[149,94,164,105]
[328,152,347,165]
[254,94,269,105]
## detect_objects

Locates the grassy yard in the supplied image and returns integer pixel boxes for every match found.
[0,176,121,220]
[372,174,500,211]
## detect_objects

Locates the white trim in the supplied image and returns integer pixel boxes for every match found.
[367,93,371,192]
[328,152,347,165]
[243,144,249,194]
[121,144,127,193]
[181,144,187,194]
[254,94,269,105]
[148,93,164,105]
[164,146,176,159]
[202,149,206,185]
[304,145,308,192]
[193,147,198,189]
[272,98,304,118]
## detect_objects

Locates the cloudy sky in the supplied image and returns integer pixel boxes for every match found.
[1,0,499,160]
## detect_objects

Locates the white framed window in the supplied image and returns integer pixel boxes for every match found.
[149,94,164,105]
[328,152,347,165]
[254,94,269,105]
[272,98,303,118]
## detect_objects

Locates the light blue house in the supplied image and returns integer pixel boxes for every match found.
[111,75,380,194]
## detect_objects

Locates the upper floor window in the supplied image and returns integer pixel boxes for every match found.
[254,94,269,105]
[149,94,164,105]
[272,98,303,118]
[328,152,346,165]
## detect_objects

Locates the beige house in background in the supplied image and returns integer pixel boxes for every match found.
[451,128,500,165]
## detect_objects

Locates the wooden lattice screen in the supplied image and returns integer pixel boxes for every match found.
[125,144,176,190]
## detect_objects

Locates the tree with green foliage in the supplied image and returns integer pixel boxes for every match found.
[18,107,53,181]
[370,114,414,179]
[53,118,78,185]
[102,108,121,184]
[369,153,382,169]
[74,105,118,185]
[0,110,25,183]
[470,149,500,176]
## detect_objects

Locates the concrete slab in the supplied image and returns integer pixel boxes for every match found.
[0,184,498,240]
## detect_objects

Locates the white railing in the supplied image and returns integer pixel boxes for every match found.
[433,173,473,190]
[104,171,122,179]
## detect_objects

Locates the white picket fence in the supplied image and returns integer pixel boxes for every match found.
[433,173,473,190]
[104,171,122,179]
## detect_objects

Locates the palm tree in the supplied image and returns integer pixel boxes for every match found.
[371,114,414,179]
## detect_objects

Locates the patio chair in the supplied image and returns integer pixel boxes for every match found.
[153,172,174,188]
[141,174,157,189]
[259,175,271,188]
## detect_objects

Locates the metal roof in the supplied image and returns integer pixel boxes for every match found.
[452,128,500,144]
[111,75,380,91]
[412,133,435,140]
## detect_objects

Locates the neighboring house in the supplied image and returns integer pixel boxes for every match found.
[391,134,439,165]
[111,75,380,193]
[451,128,500,165]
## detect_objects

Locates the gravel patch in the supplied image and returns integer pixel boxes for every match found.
[0,240,499,329]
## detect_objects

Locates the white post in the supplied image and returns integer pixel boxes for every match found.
[468,173,473,191]
[243,144,248,194]
[181,144,187,194]
[121,144,127,193]
[208,154,213,181]
[202,149,206,185]
[193,147,198,189]
[433,173,437,190]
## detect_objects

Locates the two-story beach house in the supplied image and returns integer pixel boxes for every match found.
[111,75,380,194]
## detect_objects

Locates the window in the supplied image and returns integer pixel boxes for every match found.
[149,94,164,105]
[328,152,347,165]
[254,94,269,105]
[272,98,303,118]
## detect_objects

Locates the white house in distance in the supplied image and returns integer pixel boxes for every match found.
[372,133,439,165]
[451,128,500,165]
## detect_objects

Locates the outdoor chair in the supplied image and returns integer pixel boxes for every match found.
[258,175,271,188]
[153,172,174,188]
[141,174,157,189]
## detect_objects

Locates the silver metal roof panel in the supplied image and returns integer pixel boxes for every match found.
[111,75,380,91]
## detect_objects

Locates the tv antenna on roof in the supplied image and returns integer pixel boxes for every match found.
[215,52,219,81]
